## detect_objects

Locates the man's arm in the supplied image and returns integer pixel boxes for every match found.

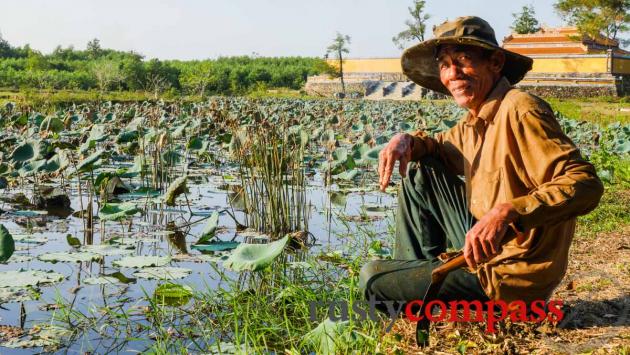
[464,108,604,268]
[378,122,466,191]
[507,109,604,231]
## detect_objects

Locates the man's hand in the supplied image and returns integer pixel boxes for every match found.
[378,133,414,191]
[464,203,519,269]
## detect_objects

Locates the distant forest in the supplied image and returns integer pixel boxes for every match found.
[0,37,332,96]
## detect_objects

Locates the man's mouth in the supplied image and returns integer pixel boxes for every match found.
[450,85,469,95]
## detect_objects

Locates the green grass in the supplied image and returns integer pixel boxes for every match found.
[547,97,630,126]
[575,184,630,239]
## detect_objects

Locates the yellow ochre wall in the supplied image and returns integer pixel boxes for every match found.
[329,56,616,74]
[531,57,607,73]
[327,58,402,73]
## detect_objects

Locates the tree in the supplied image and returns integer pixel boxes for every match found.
[86,38,103,59]
[392,0,431,50]
[326,32,351,95]
[0,31,12,58]
[554,0,630,43]
[511,5,541,34]
[91,59,125,93]
[180,61,215,97]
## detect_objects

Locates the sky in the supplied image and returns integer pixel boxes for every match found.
[0,0,565,60]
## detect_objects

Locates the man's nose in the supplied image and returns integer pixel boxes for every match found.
[444,63,463,80]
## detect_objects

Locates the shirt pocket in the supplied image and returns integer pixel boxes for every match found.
[470,167,507,218]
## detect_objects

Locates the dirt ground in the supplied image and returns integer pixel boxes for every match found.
[380,196,630,354]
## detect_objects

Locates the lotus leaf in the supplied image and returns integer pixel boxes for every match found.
[37,251,101,263]
[88,124,108,142]
[83,276,123,285]
[187,137,203,150]
[0,269,65,288]
[81,244,135,256]
[1,324,71,349]
[224,235,289,272]
[116,130,139,144]
[1,254,33,264]
[13,234,48,244]
[10,140,39,163]
[153,283,193,306]
[0,224,15,263]
[163,176,188,206]
[0,287,40,303]
[133,266,192,280]
[196,211,220,244]
[99,202,140,221]
[191,241,240,252]
[66,234,81,247]
[363,144,386,161]
[18,159,47,176]
[113,255,171,268]
[303,319,352,355]
[334,169,360,181]
[39,116,64,133]
[76,149,105,172]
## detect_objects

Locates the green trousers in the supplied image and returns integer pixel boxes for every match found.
[359,157,489,310]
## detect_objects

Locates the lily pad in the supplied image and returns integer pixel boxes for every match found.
[81,244,135,256]
[224,235,289,272]
[83,276,122,285]
[12,234,48,244]
[1,324,71,349]
[113,255,171,268]
[191,241,240,252]
[0,287,40,303]
[153,283,193,306]
[37,251,101,263]
[0,269,65,288]
[0,254,33,264]
[133,266,192,280]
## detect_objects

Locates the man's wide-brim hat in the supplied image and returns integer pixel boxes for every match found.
[401,16,533,95]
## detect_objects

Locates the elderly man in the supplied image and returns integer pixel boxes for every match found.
[359,17,604,318]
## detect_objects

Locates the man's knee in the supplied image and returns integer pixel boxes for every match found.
[358,260,384,298]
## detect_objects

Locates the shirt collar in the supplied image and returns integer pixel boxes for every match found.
[464,76,512,126]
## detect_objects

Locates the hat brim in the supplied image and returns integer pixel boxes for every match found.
[401,36,533,95]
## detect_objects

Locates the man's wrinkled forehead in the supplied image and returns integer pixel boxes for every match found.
[434,44,485,61]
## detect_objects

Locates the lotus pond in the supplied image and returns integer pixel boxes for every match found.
[0,98,627,353]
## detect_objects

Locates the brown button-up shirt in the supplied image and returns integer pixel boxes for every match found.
[410,77,604,302]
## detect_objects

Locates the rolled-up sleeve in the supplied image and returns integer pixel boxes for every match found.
[508,109,604,231]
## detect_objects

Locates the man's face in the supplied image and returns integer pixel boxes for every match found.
[437,45,503,111]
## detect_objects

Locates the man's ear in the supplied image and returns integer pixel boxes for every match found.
[490,50,506,74]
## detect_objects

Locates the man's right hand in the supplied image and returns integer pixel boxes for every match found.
[378,133,415,191]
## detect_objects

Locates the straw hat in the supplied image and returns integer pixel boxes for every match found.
[401,16,533,95]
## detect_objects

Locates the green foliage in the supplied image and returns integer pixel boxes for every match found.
[511,5,541,34]
[554,0,630,41]
[392,0,431,49]
[0,36,328,96]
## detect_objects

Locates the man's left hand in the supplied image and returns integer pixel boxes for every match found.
[464,203,519,269]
